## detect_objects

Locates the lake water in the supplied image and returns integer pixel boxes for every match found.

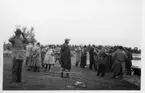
[132,60,141,68]
[132,54,141,68]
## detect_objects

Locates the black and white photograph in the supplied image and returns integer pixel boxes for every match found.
[0,0,143,91]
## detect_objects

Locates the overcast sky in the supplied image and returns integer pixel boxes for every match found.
[0,0,141,48]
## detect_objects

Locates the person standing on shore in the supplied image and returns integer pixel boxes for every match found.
[60,38,71,78]
[9,28,28,84]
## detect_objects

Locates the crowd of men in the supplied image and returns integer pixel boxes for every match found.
[74,45,133,78]
[8,28,134,85]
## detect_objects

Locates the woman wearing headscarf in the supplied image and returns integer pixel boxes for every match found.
[43,45,55,72]
[31,42,41,72]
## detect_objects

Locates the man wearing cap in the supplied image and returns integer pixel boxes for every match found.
[9,28,28,84]
[60,38,71,78]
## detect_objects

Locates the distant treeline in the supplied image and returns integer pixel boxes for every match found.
[3,42,141,54]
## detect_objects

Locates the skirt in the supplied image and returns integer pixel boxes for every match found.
[31,56,41,67]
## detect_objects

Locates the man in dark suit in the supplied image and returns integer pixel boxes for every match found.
[60,38,71,78]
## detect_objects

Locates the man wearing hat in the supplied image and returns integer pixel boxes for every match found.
[60,38,71,78]
[112,46,127,78]
[9,28,28,84]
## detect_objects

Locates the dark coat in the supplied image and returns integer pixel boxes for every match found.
[112,60,122,73]
[96,57,107,73]
[125,51,133,69]
[89,47,94,64]
[60,43,71,70]
[80,48,87,67]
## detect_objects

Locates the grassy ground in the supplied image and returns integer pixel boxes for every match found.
[3,55,140,90]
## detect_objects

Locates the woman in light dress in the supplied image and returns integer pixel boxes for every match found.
[31,42,42,72]
[25,41,34,71]
[44,45,55,72]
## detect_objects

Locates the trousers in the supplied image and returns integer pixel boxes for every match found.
[12,58,23,82]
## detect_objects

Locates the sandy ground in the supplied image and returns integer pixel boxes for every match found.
[3,56,140,90]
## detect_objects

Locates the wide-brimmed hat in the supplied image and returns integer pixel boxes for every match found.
[65,38,70,41]
[15,29,22,34]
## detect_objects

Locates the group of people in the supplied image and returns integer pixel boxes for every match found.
[74,45,133,78]
[8,28,133,85]
[25,42,59,72]
[9,28,71,84]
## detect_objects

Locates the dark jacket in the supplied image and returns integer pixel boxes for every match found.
[60,43,71,70]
